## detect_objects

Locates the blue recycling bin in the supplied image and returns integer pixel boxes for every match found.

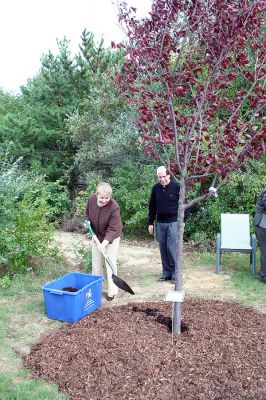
[42,272,103,322]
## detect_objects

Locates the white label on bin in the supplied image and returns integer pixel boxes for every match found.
[84,289,94,310]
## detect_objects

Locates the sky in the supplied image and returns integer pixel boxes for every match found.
[0,0,152,94]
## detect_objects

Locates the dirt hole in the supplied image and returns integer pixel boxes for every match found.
[132,305,189,333]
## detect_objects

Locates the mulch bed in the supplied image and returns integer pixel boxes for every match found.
[24,299,266,400]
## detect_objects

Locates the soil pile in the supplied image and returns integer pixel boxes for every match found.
[24,299,266,400]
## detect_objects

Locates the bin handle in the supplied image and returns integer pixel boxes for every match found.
[49,289,64,295]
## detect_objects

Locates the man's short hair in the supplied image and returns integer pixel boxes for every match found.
[157,166,169,176]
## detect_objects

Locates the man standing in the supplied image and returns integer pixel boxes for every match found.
[148,166,188,284]
[254,187,266,283]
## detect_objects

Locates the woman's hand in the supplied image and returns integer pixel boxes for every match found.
[99,239,109,252]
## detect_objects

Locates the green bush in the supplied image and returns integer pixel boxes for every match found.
[0,157,55,275]
[110,162,156,236]
[10,193,54,272]
[28,179,72,221]
[185,158,266,241]
[74,244,92,273]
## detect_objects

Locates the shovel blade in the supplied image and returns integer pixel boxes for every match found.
[112,273,135,295]
[105,256,134,295]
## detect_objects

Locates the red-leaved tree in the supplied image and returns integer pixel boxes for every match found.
[114,0,265,335]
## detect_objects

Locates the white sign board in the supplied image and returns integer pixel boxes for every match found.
[164,291,185,303]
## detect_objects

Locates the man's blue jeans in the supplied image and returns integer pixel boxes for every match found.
[156,221,177,280]
[255,225,266,280]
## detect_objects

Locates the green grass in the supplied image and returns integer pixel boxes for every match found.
[137,273,160,287]
[0,323,69,400]
[0,259,71,400]
[195,251,266,310]
[194,252,215,267]
[0,373,69,400]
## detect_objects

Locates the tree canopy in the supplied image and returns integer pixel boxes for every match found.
[116,0,265,188]
[115,0,266,334]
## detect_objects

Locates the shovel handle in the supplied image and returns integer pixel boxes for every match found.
[84,221,134,295]
[84,220,95,237]
[84,220,114,274]
[84,220,102,249]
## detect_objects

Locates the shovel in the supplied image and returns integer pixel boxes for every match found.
[84,220,135,295]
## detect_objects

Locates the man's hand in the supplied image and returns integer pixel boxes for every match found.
[148,225,154,235]
[209,186,218,197]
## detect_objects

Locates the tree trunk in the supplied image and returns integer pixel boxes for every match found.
[173,176,186,335]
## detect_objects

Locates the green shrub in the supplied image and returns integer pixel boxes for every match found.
[0,157,55,275]
[0,275,11,289]
[10,193,54,272]
[110,162,156,236]
[29,179,72,221]
[74,244,92,273]
[185,158,266,241]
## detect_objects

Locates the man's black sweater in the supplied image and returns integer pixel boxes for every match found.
[148,180,181,224]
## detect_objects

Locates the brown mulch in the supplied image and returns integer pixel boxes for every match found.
[24,299,266,400]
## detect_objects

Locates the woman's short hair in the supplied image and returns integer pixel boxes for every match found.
[96,182,112,196]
